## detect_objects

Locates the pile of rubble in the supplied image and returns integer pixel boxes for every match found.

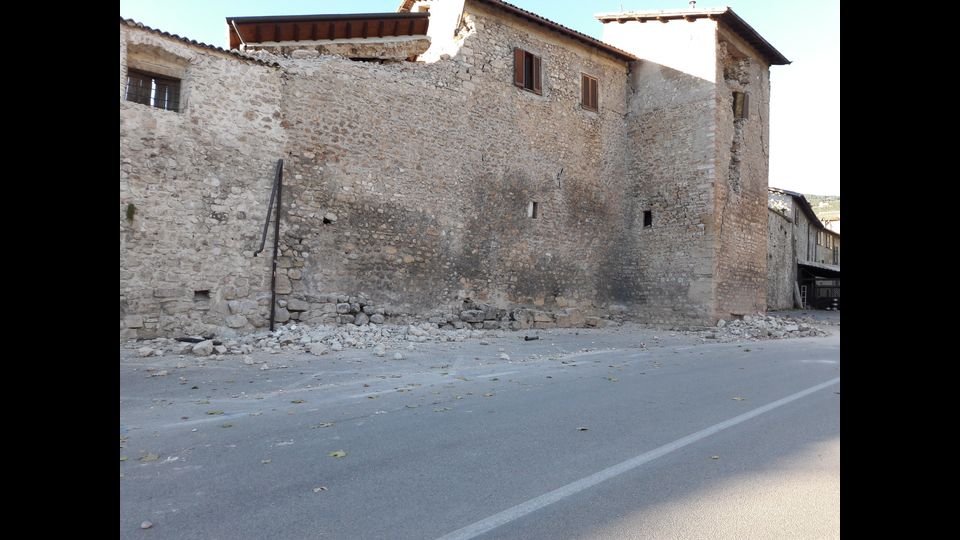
[123,313,835,360]
[694,314,830,342]
[125,321,508,360]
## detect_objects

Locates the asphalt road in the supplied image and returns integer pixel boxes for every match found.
[120,322,840,539]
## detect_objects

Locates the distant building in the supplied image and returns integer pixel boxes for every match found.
[821,217,840,234]
[767,188,840,310]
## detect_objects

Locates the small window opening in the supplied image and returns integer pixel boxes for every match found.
[581,74,598,111]
[194,290,210,301]
[513,48,542,95]
[125,69,181,112]
[643,210,652,227]
[732,91,749,119]
[528,201,539,219]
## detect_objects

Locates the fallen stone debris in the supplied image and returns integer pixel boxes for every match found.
[122,311,834,359]
[691,313,832,343]
[123,320,510,359]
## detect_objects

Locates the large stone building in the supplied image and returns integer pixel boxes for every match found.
[767,187,840,310]
[120,0,789,340]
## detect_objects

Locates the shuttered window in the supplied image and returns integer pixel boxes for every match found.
[581,74,598,111]
[125,69,181,112]
[513,47,542,95]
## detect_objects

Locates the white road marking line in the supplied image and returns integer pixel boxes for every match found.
[435,377,841,540]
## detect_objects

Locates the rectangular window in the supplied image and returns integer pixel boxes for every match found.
[581,74,598,111]
[513,47,542,95]
[643,210,652,228]
[125,69,181,112]
[733,91,749,119]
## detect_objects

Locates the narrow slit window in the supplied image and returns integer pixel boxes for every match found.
[528,201,539,219]
[643,210,652,227]
[732,91,749,119]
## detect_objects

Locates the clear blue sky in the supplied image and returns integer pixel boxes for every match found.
[119,1,840,197]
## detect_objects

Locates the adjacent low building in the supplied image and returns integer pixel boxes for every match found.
[767,187,840,310]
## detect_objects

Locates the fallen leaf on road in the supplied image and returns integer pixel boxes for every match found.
[313,486,328,492]
[433,407,450,412]
[367,395,378,399]
[120,456,128,461]
[483,393,494,397]
[261,459,272,464]
[732,396,746,401]
[328,450,347,458]
[406,404,419,408]
[291,400,305,404]
[221,423,233,428]
[139,453,159,462]
[206,410,224,415]
[606,377,619,382]
[313,423,334,428]
[711,456,720,460]
[577,427,589,431]
[141,521,153,529]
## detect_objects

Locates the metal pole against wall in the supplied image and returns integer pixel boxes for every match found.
[254,159,284,331]
[269,160,283,331]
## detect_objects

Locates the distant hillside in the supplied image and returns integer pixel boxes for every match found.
[805,194,840,221]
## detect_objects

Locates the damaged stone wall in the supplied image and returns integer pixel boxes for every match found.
[623,59,718,324]
[712,30,770,319]
[120,23,287,339]
[120,2,781,339]
[120,1,637,339]
[767,208,795,309]
[275,0,632,327]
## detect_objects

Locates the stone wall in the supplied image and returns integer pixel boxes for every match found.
[120,2,640,339]
[712,29,770,318]
[622,59,718,324]
[766,208,795,309]
[274,0,632,325]
[120,1,780,339]
[786,196,817,264]
[120,24,286,339]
